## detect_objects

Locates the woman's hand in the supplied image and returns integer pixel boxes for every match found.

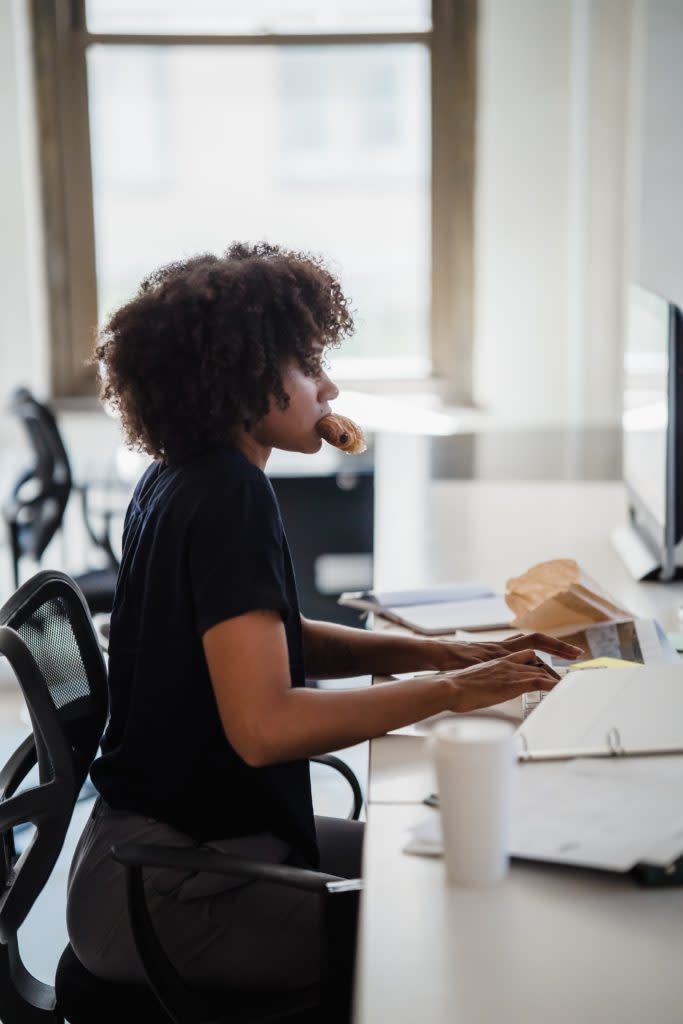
[441,649,561,714]
[432,631,583,671]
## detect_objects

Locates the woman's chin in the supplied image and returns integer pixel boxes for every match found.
[275,435,323,455]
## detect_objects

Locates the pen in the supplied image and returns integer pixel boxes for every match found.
[531,656,561,681]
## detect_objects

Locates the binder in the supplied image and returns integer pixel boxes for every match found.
[515,664,683,763]
[510,664,683,884]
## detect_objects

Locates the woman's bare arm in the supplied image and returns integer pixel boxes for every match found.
[203,610,557,767]
[300,615,446,678]
[300,616,583,679]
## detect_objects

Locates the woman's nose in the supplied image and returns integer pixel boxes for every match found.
[321,372,339,402]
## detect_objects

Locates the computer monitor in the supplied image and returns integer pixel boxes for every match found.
[620,284,683,580]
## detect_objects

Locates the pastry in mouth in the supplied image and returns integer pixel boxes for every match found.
[315,414,367,454]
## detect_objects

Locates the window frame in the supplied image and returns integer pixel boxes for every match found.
[32,0,476,400]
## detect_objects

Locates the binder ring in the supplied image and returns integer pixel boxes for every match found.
[606,726,624,756]
[517,732,530,760]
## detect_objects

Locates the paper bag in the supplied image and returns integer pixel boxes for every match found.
[505,558,633,637]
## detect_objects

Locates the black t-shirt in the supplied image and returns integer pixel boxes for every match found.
[90,446,318,868]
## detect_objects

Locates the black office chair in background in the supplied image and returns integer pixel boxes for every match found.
[0,571,362,1024]
[271,469,374,628]
[2,388,122,614]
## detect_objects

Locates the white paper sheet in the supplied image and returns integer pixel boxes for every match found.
[403,757,683,872]
[510,757,683,870]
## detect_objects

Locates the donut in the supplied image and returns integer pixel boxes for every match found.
[315,413,367,454]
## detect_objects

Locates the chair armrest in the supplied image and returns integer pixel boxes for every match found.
[111,841,362,894]
[311,753,364,821]
[110,841,362,1024]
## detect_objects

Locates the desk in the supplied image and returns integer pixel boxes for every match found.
[355,480,683,1024]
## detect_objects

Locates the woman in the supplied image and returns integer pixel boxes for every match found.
[66,242,579,1008]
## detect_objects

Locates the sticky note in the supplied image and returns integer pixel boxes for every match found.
[567,657,641,672]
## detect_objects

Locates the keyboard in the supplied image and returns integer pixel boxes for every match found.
[522,665,572,719]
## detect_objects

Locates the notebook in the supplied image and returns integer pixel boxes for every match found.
[338,584,514,634]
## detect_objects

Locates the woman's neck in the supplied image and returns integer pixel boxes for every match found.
[232,427,272,471]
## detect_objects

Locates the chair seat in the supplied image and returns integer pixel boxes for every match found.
[55,944,322,1024]
[55,945,172,1024]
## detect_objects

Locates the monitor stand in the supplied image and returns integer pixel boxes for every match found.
[610,523,663,581]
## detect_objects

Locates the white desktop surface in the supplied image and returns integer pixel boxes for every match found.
[356,804,682,1024]
[355,480,683,1024]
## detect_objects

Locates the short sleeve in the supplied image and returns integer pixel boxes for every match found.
[188,476,290,635]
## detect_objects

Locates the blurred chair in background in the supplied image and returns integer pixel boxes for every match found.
[270,468,374,629]
[2,388,123,614]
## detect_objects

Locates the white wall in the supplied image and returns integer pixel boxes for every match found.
[0,0,49,444]
[472,0,631,427]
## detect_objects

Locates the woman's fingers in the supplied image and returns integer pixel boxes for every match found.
[500,652,561,684]
[454,648,542,672]
[475,633,583,662]
[513,670,558,691]
[500,648,541,664]
[463,642,501,661]
[457,649,560,684]
[443,649,567,712]
[507,631,583,660]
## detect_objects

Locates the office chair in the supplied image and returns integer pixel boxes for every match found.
[270,469,374,628]
[0,570,362,1024]
[0,569,108,1022]
[2,388,122,614]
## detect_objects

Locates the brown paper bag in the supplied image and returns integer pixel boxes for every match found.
[505,558,633,637]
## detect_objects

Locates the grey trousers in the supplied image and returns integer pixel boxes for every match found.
[66,797,364,992]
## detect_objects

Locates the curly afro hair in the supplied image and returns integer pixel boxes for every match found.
[93,241,355,462]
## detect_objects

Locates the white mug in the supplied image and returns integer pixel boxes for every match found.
[428,717,515,886]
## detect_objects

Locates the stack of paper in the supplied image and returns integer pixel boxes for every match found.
[404,757,683,873]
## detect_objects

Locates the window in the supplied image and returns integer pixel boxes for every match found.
[34,1,476,396]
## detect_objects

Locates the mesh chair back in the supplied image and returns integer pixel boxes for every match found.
[6,388,72,563]
[0,571,108,940]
